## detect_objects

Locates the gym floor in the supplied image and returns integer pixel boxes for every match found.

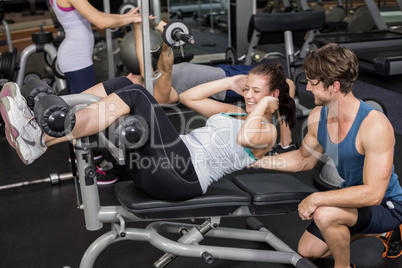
[1,3,402,268]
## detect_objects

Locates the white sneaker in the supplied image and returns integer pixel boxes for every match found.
[0,82,27,110]
[0,96,47,165]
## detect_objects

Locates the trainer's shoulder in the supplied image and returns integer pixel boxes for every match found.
[361,110,394,141]
[307,106,323,124]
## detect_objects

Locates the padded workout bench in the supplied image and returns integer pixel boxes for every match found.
[26,79,318,268]
[245,10,325,78]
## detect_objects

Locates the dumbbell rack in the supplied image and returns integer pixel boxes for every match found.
[0,5,15,85]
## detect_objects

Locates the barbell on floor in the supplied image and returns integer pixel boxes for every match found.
[0,172,73,191]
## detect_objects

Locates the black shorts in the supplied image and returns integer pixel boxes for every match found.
[307,198,402,242]
[65,64,96,94]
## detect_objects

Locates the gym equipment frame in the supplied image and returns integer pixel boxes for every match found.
[244,10,326,118]
[313,0,402,76]
[27,78,318,268]
[16,26,66,91]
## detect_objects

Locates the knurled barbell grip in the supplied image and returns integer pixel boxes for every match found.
[173,30,195,45]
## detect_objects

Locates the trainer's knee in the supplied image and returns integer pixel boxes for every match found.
[313,206,339,229]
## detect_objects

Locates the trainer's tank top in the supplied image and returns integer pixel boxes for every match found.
[180,113,256,193]
[317,100,402,201]
[49,0,94,72]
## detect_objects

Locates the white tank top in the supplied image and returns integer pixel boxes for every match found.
[180,113,256,193]
[50,0,94,72]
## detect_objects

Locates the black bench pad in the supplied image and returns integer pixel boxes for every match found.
[115,174,316,219]
[115,178,251,219]
[250,11,325,34]
[233,174,317,215]
[247,10,325,46]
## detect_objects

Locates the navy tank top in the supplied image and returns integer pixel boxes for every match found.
[317,100,402,201]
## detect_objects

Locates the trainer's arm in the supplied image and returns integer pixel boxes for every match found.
[252,106,324,172]
[358,111,395,204]
[298,111,395,220]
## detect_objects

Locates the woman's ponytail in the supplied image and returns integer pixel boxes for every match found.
[249,63,297,129]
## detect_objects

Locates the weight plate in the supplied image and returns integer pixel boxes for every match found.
[118,2,137,15]
[363,98,387,116]
[32,31,54,44]
[51,57,65,79]
[9,47,18,81]
[162,20,190,47]
[225,47,238,65]
[44,52,52,67]
[0,48,18,80]
[24,72,41,85]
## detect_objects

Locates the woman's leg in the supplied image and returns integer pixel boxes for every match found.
[1,81,201,199]
[114,84,201,200]
[81,76,134,99]
[45,93,130,146]
[46,77,135,147]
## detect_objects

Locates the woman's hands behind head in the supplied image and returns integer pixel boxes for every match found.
[260,96,279,115]
[229,75,248,96]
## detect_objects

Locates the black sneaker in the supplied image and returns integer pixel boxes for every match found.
[95,166,118,185]
[276,141,299,154]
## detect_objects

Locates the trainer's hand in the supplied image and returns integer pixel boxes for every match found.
[298,194,317,221]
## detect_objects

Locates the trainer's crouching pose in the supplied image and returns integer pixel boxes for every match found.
[0,63,295,201]
[251,43,402,268]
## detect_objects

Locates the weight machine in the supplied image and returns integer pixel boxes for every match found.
[0,0,14,86]
[9,3,321,267]
[21,76,319,268]
[15,26,66,91]
[0,0,12,53]
[244,10,326,117]
[313,0,402,76]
